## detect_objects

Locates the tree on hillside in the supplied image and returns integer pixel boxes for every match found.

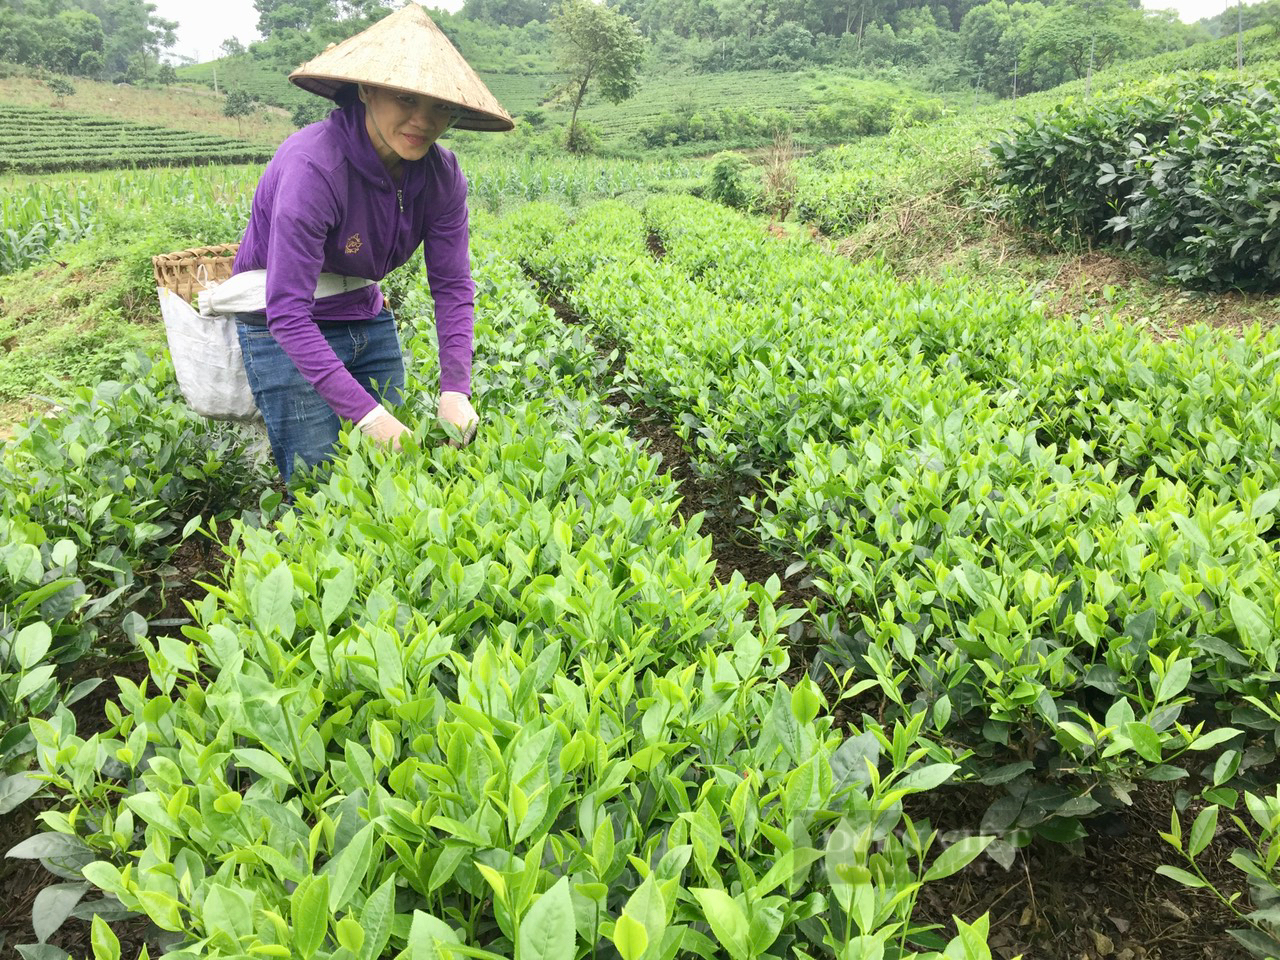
[253,0,392,39]
[224,89,258,136]
[1197,0,1280,39]
[78,50,105,77]
[462,0,553,27]
[254,0,332,38]
[0,4,131,77]
[0,19,42,67]
[44,9,105,75]
[0,1,178,77]
[1021,0,1139,87]
[960,1,1047,96]
[92,0,178,76]
[47,75,75,107]
[156,62,177,84]
[292,100,331,128]
[551,0,646,152]
[125,53,150,84]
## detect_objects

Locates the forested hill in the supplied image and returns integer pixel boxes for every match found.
[234,0,1232,106]
[459,0,1215,95]
[0,0,176,81]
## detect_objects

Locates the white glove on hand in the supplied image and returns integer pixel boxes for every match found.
[356,404,411,450]
[438,391,478,445]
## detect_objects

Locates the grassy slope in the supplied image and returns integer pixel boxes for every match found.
[0,71,294,145]
[0,164,263,421]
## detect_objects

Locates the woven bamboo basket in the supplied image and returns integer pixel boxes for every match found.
[151,243,240,304]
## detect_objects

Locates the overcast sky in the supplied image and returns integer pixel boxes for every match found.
[152,0,464,64]
[152,0,1266,63]
[1143,0,1268,21]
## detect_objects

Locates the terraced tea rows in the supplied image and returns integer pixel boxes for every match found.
[0,105,272,173]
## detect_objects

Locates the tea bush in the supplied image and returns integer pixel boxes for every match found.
[0,354,267,816]
[498,193,1280,860]
[989,74,1280,290]
[16,254,1006,960]
[706,153,753,211]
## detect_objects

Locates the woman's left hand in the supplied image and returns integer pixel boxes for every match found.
[438,391,479,445]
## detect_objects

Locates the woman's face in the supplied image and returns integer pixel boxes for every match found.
[360,84,456,169]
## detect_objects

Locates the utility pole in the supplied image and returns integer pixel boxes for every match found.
[1236,0,1244,72]
[213,59,219,95]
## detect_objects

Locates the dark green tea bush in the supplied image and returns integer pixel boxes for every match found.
[990,74,1280,290]
[706,153,753,210]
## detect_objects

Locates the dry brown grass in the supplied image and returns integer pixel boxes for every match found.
[760,130,799,221]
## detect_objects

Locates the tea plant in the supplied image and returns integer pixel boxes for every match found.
[492,193,1280,852]
[1159,785,1280,958]
[0,353,266,815]
[989,74,1280,290]
[15,252,1004,960]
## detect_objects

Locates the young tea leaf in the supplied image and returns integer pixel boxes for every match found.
[612,913,649,960]
[291,874,330,960]
[923,836,994,883]
[690,888,750,960]
[516,877,575,960]
[1188,806,1220,859]
[90,915,121,960]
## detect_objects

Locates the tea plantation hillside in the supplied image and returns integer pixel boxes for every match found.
[177,57,314,115]
[178,52,950,150]
[576,71,948,148]
[179,58,558,121]
[0,105,273,173]
[787,22,1280,238]
[0,69,294,145]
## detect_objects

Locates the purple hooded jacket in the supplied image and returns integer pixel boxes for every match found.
[232,100,474,423]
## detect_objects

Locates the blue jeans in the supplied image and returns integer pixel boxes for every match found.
[237,308,405,485]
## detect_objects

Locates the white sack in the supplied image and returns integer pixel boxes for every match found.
[158,287,260,422]
[159,268,375,422]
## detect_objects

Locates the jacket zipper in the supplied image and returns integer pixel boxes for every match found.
[381,185,404,279]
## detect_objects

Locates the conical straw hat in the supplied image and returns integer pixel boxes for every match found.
[290,3,514,132]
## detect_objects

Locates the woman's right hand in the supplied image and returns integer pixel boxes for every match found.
[356,404,411,450]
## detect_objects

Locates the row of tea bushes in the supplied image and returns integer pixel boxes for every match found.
[16,252,1005,958]
[1,355,267,817]
[989,73,1280,291]
[493,195,1280,951]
